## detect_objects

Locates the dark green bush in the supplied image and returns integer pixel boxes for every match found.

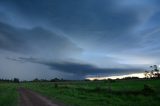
[54,83,58,88]
[142,84,155,95]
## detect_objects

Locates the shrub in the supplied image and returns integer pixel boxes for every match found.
[142,84,155,95]
[54,83,58,88]
[13,78,19,83]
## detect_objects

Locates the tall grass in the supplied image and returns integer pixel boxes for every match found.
[23,79,160,106]
[0,79,160,106]
[0,83,19,106]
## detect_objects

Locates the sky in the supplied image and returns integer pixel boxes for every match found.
[0,0,160,80]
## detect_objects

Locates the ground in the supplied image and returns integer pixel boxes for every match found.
[0,79,160,106]
[18,88,64,106]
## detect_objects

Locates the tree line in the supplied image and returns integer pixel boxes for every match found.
[0,77,69,83]
[0,78,20,83]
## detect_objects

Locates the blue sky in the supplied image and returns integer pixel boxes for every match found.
[0,0,160,80]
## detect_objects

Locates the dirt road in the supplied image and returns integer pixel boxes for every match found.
[18,88,65,106]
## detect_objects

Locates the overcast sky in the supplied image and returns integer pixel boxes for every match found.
[0,0,160,80]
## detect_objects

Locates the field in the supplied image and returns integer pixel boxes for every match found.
[0,83,19,106]
[0,79,160,106]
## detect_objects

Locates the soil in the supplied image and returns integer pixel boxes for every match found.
[18,88,65,106]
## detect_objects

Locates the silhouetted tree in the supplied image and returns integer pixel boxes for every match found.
[33,78,39,82]
[123,77,139,80]
[13,78,19,83]
[150,65,160,78]
[145,65,160,78]
[50,78,60,82]
[0,79,12,82]
[144,71,150,78]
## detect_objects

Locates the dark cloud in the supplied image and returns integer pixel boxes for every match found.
[7,57,144,78]
[45,62,143,76]
[0,0,158,53]
[0,0,143,33]
[0,22,27,52]
[0,22,82,57]
[0,0,160,80]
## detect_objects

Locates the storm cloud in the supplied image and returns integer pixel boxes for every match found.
[7,57,143,79]
[0,22,82,58]
[0,0,160,80]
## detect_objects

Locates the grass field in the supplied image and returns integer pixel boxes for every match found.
[0,83,19,106]
[0,79,160,106]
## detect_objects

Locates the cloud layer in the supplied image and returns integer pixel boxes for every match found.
[7,57,143,79]
[0,22,82,58]
[0,0,160,80]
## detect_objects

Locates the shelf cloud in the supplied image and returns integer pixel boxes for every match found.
[0,0,160,80]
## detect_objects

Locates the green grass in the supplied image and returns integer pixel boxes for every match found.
[0,83,19,106]
[23,79,160,106]
[0,79,160,106]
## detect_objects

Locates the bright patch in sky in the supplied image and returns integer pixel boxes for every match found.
[86,73,145,80]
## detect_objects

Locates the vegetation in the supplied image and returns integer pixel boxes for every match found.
[0,83,19,106]
[22,79,160,106]
[0,77,160,106]
[144,65,160,78]
[0,78,20,83]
